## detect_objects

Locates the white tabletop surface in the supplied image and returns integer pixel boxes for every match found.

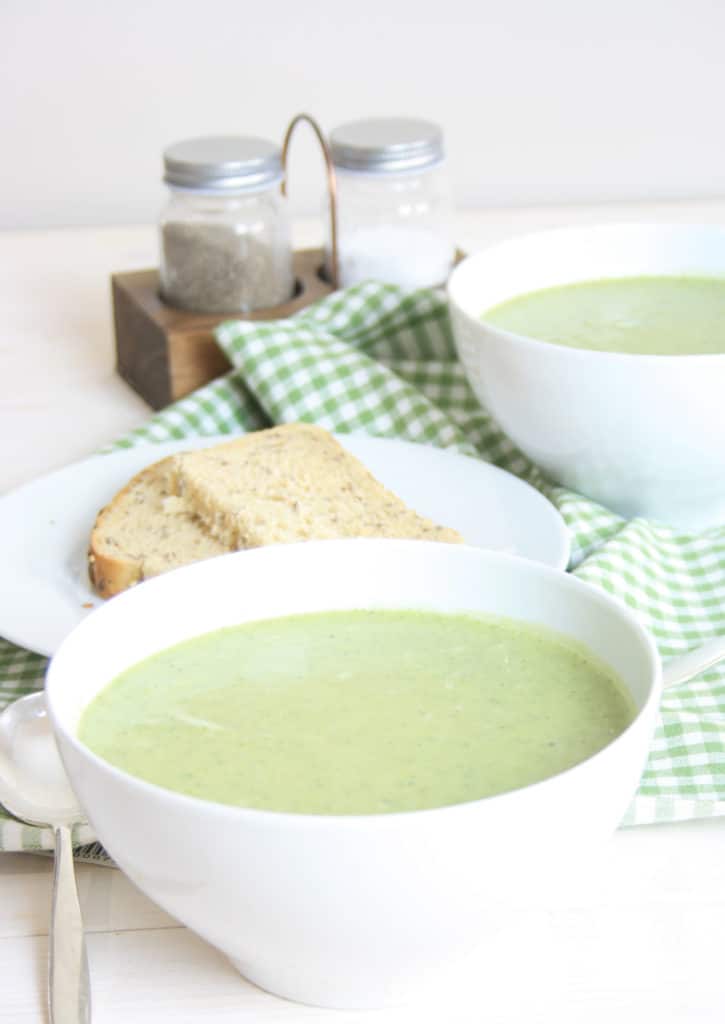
[2,202,725,1023]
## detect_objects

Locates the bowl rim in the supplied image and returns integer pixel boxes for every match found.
[46,540,663,829]
[448,221,725,364]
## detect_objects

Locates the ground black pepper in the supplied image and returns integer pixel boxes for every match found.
[160,221,294,314]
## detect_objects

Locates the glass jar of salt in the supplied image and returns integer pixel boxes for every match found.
[327,117,455,290]
[159,136,294,314]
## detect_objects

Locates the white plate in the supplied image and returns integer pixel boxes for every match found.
[0,434,569,657]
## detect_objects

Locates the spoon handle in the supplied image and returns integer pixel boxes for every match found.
[663,635,725,690]
[50,825,91,1024]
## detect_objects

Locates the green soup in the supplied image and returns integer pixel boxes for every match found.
[483,275,725,355]
[79,610,636,815]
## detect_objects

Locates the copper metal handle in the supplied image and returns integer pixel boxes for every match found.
[281,113,339,290]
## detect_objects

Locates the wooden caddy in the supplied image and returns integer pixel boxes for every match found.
[113,116,460,410]
[113,248,333,410]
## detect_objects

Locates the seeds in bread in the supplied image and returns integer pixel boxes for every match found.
[168,423,463,548]
[88,456,229,598]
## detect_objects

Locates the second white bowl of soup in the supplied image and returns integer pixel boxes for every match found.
[46,540,661,1009]
[448,223,725,527]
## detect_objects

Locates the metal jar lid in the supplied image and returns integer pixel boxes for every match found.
[329,117,445,174]
[163,136,284,192]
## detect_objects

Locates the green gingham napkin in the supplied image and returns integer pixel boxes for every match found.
[2,281,724,852]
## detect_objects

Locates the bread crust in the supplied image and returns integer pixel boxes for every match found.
[89,463,155,598]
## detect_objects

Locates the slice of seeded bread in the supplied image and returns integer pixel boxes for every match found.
[89,425,463,599]
[88,456,229,598]
[168,423,463,549]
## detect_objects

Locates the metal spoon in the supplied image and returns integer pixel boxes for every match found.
[0,691,90,1024]
[662,635,725,690]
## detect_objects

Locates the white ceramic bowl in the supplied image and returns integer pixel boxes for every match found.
[46,540,661,1009]
[448,223,725,528]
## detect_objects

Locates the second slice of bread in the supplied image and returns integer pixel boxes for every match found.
[169,424,463,549]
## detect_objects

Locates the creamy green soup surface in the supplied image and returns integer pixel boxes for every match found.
[79,610,636,815]
[483,275,725,355]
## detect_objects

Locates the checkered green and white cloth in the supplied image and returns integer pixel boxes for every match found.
[2,281,724,852]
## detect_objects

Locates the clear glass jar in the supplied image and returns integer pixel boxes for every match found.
[159,136,294,314]
[327,117,455,290]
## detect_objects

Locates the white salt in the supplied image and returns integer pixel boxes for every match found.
[337,224,455,290]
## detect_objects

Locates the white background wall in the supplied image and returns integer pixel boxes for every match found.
[2,0,724,229]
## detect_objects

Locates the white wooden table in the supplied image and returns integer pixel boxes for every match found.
[2,204,725,1023]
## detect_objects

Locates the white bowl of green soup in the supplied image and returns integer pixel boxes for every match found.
[448,223,725,527]
[46,540,661,1009]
